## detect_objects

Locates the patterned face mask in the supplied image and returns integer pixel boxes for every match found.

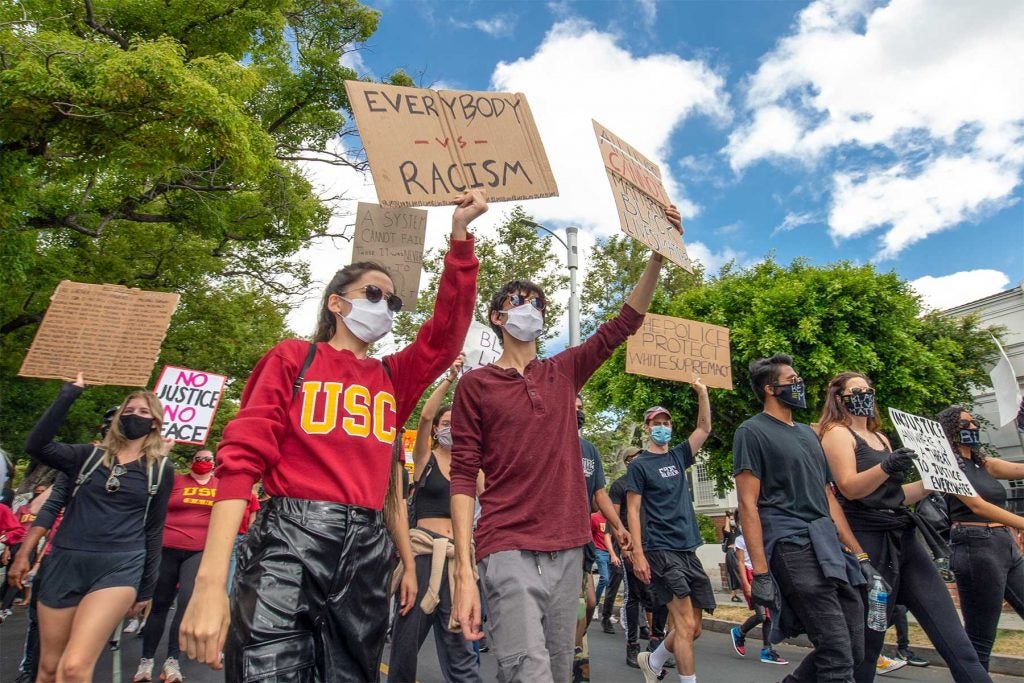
[841,391,876,418]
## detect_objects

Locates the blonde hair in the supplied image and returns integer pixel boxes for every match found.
[99,391,165,467]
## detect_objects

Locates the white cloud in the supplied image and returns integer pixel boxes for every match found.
[726,0,1024,258]
[637,0,658,30]
[772,211,816,236]
[450,14,517,38]
[686,241,743,275]
[910,269,1010,311]
[491,19,730,236]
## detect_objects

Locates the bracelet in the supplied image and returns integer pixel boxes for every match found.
[856,552,869,562]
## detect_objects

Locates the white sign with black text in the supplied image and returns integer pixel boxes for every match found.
[888,407,977,497]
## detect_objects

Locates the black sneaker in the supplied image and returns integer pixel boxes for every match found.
[639,625,651,640]
[897,647,930,667]
[626,642,641,668]
[601,617,615,634]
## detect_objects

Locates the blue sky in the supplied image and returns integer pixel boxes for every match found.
[290,0,1024,337]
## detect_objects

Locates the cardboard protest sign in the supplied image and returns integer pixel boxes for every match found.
[345,81,558,207]
[593,121,692,272]
[19,281,179,387]
[153,366,227,445]
[461,320,503,372]
[353,202,427,310]
[888,408,978,497]
[625,313,732,389]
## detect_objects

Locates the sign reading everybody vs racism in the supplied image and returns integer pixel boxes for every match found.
[593,121,693,272]
[625,314,732,389]
[153,366,227,445]
[345,81,558,207]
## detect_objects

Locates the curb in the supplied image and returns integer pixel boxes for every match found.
[702,617,1024,678]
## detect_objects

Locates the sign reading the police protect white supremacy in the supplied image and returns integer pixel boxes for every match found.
[888,408,977,497]
[625,313,732,389]
[153,365,227,445]
[593,121,692,272]
[345,81,558,207]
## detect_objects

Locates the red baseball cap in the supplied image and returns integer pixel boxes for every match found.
[644,406,672,423]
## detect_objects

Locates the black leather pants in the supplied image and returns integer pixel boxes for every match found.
[225,497,395,682]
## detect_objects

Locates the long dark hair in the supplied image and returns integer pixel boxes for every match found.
[312,261,393,342]
[937,405,986,467]
[818,371,882,436]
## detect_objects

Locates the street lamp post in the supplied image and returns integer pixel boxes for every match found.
[523,220,581,347]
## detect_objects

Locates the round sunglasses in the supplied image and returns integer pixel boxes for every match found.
[340,285,403,313]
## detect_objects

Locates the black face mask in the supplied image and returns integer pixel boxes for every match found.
[841,392,876,418]
[959,428,981,447]
[120,414,154,440]
[576,410,586,430]
[771,381,807,410]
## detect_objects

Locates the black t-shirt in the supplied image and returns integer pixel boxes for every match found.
[948,459,1008,523]
[732,412,831,523]
[581,438,606,506]
[609,476,628,523]
[624,442,702,552]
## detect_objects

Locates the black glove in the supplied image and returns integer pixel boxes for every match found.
[751,572,775,607]
[859,559,891,593]
[881,447,916,475]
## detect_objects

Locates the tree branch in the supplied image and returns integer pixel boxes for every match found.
[1,312,44,335]
[267,99,310,134]
[83,0,129,50]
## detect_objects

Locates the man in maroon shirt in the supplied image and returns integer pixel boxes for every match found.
[450,205,682,683]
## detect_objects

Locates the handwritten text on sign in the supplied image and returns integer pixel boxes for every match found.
[353,202,427,310]
[154,366,227,445]
[625,314,732,389]
[461,320,503,372]
[888,408,977,497]
[345,81,558,207]
[594,121,692,272]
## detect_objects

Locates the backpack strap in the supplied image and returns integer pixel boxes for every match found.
[291,342,319,398]
[72,446,105,499]
[143,456,169,526]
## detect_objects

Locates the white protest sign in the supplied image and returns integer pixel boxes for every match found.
[888,407,977,497]
[154,365,227,445]
[461,320,502,372]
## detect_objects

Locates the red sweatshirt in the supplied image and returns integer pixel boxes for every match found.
[216,236,478,507]
[0,504,20,544]
[162,473,219,551]
[451,304,643,560]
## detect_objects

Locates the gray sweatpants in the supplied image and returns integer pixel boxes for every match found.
[478,548,584,683]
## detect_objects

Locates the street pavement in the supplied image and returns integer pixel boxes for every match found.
[1,607,1020,681]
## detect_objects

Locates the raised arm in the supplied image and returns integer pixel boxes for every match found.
[24,379,95,475]
[687,378,711,453]
[623,204,680,314]
[413,356,462,480]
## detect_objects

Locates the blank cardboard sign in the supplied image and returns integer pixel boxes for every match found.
[353,202,428,310]
[19,281,179,387]
[593,120,692,272]
[346,81,558,207]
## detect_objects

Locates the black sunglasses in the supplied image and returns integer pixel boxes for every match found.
[340,285,403,313]
[959,419,979,429]
[106,463,127,493]
[505,293,544,311]
[843,387,875,397]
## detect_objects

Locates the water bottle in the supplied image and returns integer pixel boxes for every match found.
[867,574,888,632]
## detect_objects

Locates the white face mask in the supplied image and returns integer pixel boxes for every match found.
[338,298,394,343]
[502,303,544,342]
[435,427,453,449]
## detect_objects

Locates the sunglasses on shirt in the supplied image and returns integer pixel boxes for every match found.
[340,285,403,313]
[106,463,127,493]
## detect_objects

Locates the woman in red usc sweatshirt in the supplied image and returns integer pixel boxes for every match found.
[181,190,485,681]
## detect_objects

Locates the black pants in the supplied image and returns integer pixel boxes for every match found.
[853,526,990,683]
[226,497,394,683]
[725,548,742,591]
[1,543,33,610]
[387,552,480,683]
[16,555,44,681]
[952,525,1024,672]
[771,541,864,683]
[740,604,771,649]
[892,604,909,650]
[601,560,623,620]
[142,547,202,660]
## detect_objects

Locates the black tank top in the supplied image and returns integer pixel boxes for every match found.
[948,458,1007,523]
[415,456,451,520]
[837,427,906,513]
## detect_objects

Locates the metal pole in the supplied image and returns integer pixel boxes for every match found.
[566,227,580,347]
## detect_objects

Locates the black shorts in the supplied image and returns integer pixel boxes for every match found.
[37,547,145,608]
[646,549,716,611]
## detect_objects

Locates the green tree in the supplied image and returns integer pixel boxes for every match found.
[0,0,410,465]
[584,255,997,490]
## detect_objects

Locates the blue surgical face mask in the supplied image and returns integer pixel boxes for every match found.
[650,425,672,446]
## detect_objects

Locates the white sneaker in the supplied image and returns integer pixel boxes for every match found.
[877,655,908,675]
[123,618,141,634]
[133,658,154,682]
[160,657,183,682]
[637,651,665,682]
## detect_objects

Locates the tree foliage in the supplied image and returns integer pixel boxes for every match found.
[0,0,408,465]
[584,253,998,490]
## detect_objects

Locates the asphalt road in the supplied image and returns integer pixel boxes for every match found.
[1,607,1019,681]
